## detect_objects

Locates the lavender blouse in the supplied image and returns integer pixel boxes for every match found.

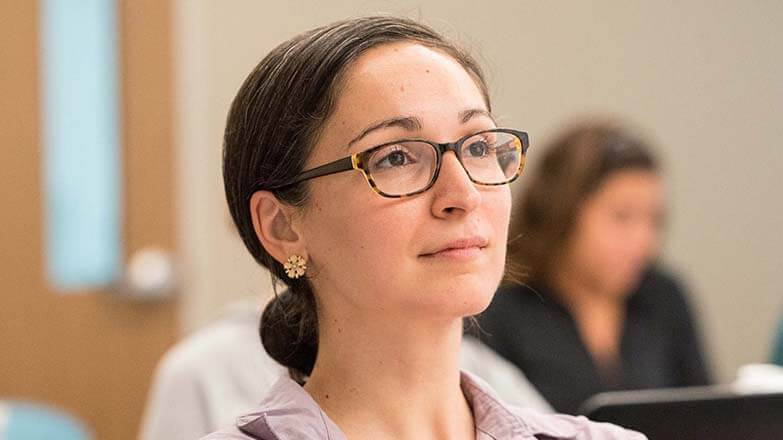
[201,371,646,439]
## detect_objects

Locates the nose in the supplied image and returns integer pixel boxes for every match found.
[621,216,660,269]
[430,152,480,218]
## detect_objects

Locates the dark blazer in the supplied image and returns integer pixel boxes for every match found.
[475,267,712,415]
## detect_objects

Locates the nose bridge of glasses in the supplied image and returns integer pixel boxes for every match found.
[434,140,461,157]
[432,141,473,185]
[432,141,465,173]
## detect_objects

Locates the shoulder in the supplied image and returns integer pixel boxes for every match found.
[460,371,645,439]
[493,281,541,304]
[509,406,648,440]
[155,301,282,383]
[633,266,694,314]
[638,266,685,293]
[476,281,565,348]
[201,375,345,440]
[162,305,253,364]
[142,302,286,440]
[481,282,545,322]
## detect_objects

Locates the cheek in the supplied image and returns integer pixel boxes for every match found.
[303,183,416,284]
[581,219,651,286]
[645,231,662,257]
[471,188,512,291]
[303,180,513,314]
[488,189,512,254]
[573,216,626,269]
[346,211,413,263]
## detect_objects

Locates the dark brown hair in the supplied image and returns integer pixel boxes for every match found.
[223,15,491,382]
[507,119,659,286]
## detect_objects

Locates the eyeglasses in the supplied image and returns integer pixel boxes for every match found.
[266,128,529,198]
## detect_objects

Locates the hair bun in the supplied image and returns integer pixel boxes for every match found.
[260,287,318,382]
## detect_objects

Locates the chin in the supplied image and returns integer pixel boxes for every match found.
[427,276,500,318]
[608,273,644,298]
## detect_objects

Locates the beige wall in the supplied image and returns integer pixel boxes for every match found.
[173,0,783,381]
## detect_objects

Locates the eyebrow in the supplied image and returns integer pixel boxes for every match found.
[347,108,496,148]
[459,108,495,125]
[348,116,421,148]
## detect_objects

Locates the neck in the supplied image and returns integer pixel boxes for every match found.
[551,265,626,378]
[550,263,619,310]
[303,307,474,440]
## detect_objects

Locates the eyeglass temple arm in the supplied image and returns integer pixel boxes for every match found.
[269,156,355,189]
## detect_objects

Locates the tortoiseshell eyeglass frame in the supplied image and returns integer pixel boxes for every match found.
[253,128,529,199]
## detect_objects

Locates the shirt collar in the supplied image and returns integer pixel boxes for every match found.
[236,376,344,439]
[236,371,564,440]
[459,370,536,439]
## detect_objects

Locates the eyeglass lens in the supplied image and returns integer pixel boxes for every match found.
[360,131,523,196]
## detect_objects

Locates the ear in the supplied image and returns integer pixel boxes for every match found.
[249,190,307,266]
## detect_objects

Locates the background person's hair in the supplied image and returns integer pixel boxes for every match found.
[223,15,492,382]
[507,119,659,287]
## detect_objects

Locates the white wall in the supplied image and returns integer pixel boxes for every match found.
[173,0,783,381]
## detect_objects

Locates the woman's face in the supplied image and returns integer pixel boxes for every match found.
[563,170,665,298]
[295,42,512,320]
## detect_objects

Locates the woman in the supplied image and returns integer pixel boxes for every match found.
[477,121,712,415]
[205,16,644,439]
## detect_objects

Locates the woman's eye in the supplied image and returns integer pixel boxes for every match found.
[466,140,490,157]
[385,151,407,166]
[373,147,416,169]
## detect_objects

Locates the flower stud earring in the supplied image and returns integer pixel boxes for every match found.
[284,254,307,279]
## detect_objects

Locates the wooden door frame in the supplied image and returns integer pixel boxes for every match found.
[0,1,178,439]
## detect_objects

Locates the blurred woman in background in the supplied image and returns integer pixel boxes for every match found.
[477,120,712,414]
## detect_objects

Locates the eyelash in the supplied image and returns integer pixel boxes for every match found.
[371,145,415,168]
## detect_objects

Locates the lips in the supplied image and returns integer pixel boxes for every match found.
[420,236,489,257]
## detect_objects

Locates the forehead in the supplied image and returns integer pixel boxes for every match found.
[346,41,476,85]
[593,170,663,202]
[317,42,489,148]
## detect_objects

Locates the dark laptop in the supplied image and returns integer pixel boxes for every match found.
[581,386,783,440]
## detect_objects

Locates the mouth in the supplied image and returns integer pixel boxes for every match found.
[419,237,489,260]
